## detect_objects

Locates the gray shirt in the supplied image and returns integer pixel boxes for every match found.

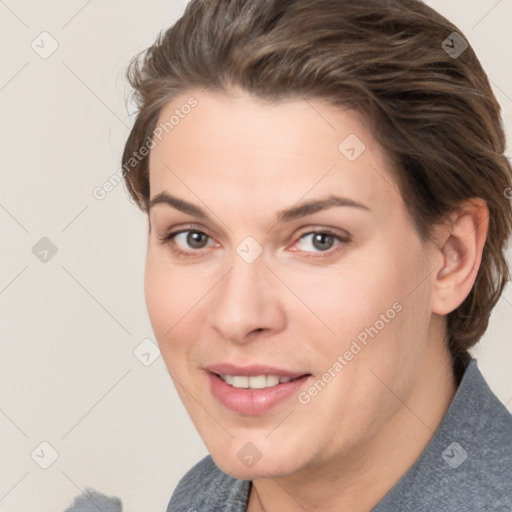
[65,356,512,511]
[166,356,512,511]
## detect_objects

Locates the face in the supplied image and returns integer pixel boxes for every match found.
[145,88,436,480]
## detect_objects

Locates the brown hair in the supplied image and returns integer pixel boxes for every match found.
[122,0,512,361]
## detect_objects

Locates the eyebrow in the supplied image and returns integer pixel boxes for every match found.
[148,191,370,223]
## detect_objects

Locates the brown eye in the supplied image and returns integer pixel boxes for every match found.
[311,233,335,251]
[158,229,215,256]
[295,230,348,254]
[185,231,209,249]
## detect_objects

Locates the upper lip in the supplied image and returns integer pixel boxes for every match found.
[205,363,309,378]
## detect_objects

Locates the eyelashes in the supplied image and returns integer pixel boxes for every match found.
[159,229,217,257]
[157,225,351,259]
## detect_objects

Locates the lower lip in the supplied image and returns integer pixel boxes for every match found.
[207,372,312,415]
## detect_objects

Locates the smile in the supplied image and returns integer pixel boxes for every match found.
[217,374,299,389]
[207,371,313,415]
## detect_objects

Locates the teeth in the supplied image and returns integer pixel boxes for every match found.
[219,374,297,389]
[231,376,249,388]
[248,375,272,389]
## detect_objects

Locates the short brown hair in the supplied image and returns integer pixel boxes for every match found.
[122,0,512,361]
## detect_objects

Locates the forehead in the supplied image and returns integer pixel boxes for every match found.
[148,89,401,220]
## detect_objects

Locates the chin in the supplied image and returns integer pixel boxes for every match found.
[211,445,306,481]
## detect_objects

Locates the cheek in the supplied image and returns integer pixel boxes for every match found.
[291,257,402,339]
[314,238,430,357]
[143,249,203,353]
[338,237,433,375]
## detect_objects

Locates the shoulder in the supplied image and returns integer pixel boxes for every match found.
[374,359,512,511]
[166,455,251,512]
[64,488,123,512]
[455,361,512,509]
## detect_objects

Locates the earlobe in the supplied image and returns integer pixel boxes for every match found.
[431,198,489,315]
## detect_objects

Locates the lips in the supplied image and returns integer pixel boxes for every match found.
[205,364,314,415]
[205,363,309,379]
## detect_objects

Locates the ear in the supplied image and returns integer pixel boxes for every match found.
[430,198,489,315]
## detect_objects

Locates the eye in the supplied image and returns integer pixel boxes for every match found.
[293,229,350,255]
[158,228,216,256]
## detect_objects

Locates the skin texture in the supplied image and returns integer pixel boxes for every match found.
[145,88,489,511]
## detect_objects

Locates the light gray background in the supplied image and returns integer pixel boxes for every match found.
[0,1,511,511]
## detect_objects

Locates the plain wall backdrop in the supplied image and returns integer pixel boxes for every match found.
[0,1,511,511]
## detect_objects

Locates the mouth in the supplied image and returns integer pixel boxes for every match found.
[213,372,308,389]
[206,368,313,415]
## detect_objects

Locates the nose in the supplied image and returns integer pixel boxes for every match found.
[208,252,287,344]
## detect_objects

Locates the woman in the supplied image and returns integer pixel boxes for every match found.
[67,0,512,510]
